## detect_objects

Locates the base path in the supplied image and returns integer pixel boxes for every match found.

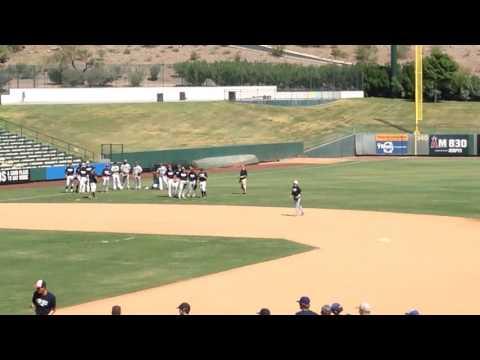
[1,203,480,315]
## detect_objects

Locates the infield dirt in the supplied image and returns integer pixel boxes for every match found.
[1,203,480,315]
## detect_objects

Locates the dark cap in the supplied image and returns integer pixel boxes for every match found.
[331,303,343,314]
[297,296,310,306]
[321,304,332,315]
[257,308,271,315]
[405,309,420,315]
[178,302,191,314]
[111,305,121,315]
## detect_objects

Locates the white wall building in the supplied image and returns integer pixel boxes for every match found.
[0,86,363,105]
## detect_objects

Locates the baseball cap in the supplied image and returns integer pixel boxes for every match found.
[358,302,371,313]
[331,303,343,314]
[405,309,420,315]
[257,308,271,315]
[293,180,299,185]
[297,296,310,305]
[35,280,46,289]
[177,302,191,313]
[321,304,332,315]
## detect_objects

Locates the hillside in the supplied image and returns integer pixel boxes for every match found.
[1,98,480,156]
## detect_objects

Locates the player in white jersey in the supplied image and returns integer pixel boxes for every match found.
[120,160,131,190]
[102,165,112,192]
[159,163,168,191]
[178,167,188,199]
[111,162,123,190]
[133,162,143,190]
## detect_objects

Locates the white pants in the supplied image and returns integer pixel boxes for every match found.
[172,181,179,197]
[66,175,74,189]
[89,183,97,193]
[186,181,196,197]
[112,173,123,190]
[122,173,130,189]
[162,175,168,191]
[134,175,142,190]
[167,179,174,197]
[294,196,304,216]
[102,176,110,191]
[79,177,88,193]
[240,178,247,193]
[200,181,207,193]
[178,181,187,199]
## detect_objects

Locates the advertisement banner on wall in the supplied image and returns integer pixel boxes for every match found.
[429,135,471,156]
[375,134,409,155]
[0,169,30,185]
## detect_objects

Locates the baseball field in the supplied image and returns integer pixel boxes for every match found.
[2,156,480,315]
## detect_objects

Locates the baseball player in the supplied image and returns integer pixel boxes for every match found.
[133,162,143,190]
[172,172,180,198]
[239,165,248,195]
[88,168,98,199]
[186,167,197,198]
[74,163,82,193]
[111,162,123,191]
[64,162,75,192]
[32,280,56,316]
[291,180,304,216]
[166,165,175,198]
[159,163,168,191]
[85,161,94,193]
[120,160,131,190]
[295,296,317,315]
[78,163,88,193]
[198,168,208,198]
[178,167,188,199]
[102,164,112,192]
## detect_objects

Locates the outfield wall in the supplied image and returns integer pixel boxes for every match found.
[110,142,304,169]
[1,87,364,105]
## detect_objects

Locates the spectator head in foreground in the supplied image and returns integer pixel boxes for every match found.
[178,302,191,315]
[295,296,318,315]
[257,308,271,315]
[111,305,121,315]
[32,280,56,315]
[321,304,332,315]
[331,303,343,315]
[358,303,371,315]
[405,309,420,315]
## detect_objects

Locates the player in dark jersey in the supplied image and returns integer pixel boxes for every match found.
[186,167,198,198]
[89,168,98,199]
[178,167,188,199]
[65,163,75,192]
[198,169,208,198]
[291,180,304,216]
[74,163,82,193]
[166,166,175,198]
[239,165,248,195]
[102,165,112,192]
[32,280,56,316]
[78,164,88,194]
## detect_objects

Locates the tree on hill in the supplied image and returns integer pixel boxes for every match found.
[355,45,378,64]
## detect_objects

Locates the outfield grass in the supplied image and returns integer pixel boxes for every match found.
[1,158,480,218]
[2,98,480,153]
[0,229,310,314]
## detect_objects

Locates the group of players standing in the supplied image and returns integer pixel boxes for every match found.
[152,164,208,199]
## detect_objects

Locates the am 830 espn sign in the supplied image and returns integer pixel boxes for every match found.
[0,169,30,184]
[429,135,471,156]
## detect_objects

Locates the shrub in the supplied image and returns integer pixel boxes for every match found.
[110,65,123,80]
[172,48,179,53]
[123,48,131,55]
[271,45,285,57]
[149,64,161,81]
[0,46,10,63]
[234,52,241,61]
[355,45,378,63]
[84,67,114,87]
[331,47,348,59]
[62,69,84,87]
[128,67,145,86]
[397,45,410,60]
[47,67,64,84]
[0,70,12,91]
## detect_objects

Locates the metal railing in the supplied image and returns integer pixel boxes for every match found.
[0,118,95,161]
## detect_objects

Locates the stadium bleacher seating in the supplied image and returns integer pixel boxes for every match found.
[0,129,82,170]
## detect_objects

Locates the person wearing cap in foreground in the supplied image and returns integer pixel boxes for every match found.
[112,305,122,315]
[291,180,304,216]
[321,304,332,315]
[257,308,271,315]
[331,303,343,315]
[358,303,371,315]
[295,296,317,315]
[31,280,56,316]
[405,309,420,315]
[178,302,191,315]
